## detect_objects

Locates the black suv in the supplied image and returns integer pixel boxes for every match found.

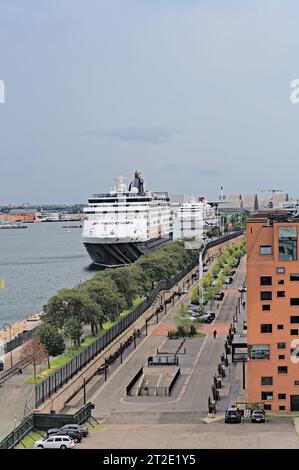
[225,407,242,424]
[47,424,89,438]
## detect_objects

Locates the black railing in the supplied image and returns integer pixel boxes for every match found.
[34,231,242,408]
[0,402,94,449]
[4,326,40,354]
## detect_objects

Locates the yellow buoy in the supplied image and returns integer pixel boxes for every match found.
[1,279,4,289]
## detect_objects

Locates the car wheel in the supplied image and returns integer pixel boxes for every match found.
[37,445,44,449]
[60,445,67,449]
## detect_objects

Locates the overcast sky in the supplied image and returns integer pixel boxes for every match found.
[0,0,299,204]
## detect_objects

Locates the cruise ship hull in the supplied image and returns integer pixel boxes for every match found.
[83,236,172,267]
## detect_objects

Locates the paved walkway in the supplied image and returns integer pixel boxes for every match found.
[0,365,35,440]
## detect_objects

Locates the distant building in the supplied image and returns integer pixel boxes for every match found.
[217,192,258,213]
[243,193,259,212]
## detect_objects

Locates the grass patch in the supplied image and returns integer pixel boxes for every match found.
[15,431,43,449]
[88,424,104,432]
[26,296,145,385]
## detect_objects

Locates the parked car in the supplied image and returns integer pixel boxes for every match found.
[189,310,202,319]
[180,288,188,294]
[251,410,265,423]
[230,269,236,276]
[188,315,199,321]
[189,304,200,312]
[190,299,199,306]
[203,266,209,272]
[215,292,225,301]
[238,286,247,292]
[48,424,89,438]
[52,429,82,443]
[60,424,89,437]
[224,277,233,285]
[225,407,242,424]
[200,312,215,324]
[34,435,75,449]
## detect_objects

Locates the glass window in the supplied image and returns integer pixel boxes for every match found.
[262,305,271,311]
[261,292,272,301]
[291,329,299,335]
[291,316,299,323]
[264,404,272,410]
[277,342,286,349]
[260,245,272,255]
[277,291,285,298]
[261,391,273,400]
[278,355,285,360]
[278,393,286,399]
[248,344,270,360]
[294,380,299,385]
[278,279,284,285]
[278,226,297,261]
[277,267,285,274]
[261,376,273,386]
[277,324,284,329]
[290,298,299,306]
[279,406,285,410]
[278,366,288,374]
[261,324,272,333]
[260,276,272,286]
[290,273,299,281]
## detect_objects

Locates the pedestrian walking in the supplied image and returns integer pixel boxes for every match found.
[213,329,217,339]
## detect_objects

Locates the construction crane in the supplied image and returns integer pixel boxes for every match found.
[259,189,284,199]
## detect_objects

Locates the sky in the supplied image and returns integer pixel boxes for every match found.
[0,0,299,204]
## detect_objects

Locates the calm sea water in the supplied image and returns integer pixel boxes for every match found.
[0,222,96,325]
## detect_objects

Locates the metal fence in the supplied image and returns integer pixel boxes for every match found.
[0,402,94,449]
[0,360,27,385]
[4,326,40,354]
[34,231,242,408]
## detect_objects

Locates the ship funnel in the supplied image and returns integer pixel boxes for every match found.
[129,170,145,193]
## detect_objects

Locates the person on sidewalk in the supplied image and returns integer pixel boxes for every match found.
[213,330,217,339]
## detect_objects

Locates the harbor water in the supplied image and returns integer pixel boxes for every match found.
[0,222,96,325]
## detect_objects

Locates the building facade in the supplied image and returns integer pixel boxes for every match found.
[247,213,299,412]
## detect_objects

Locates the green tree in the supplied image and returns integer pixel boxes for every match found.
[206,285,216,309]
[64,316,83,347]
[82,277,126,321]
[38,323,65,368]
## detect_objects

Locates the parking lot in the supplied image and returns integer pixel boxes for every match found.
[77,417,299,449]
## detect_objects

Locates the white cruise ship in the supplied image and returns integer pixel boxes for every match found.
[82,171,173,266]
[173,197,218,243]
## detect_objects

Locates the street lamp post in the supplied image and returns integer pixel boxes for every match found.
[3,322,13,368]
